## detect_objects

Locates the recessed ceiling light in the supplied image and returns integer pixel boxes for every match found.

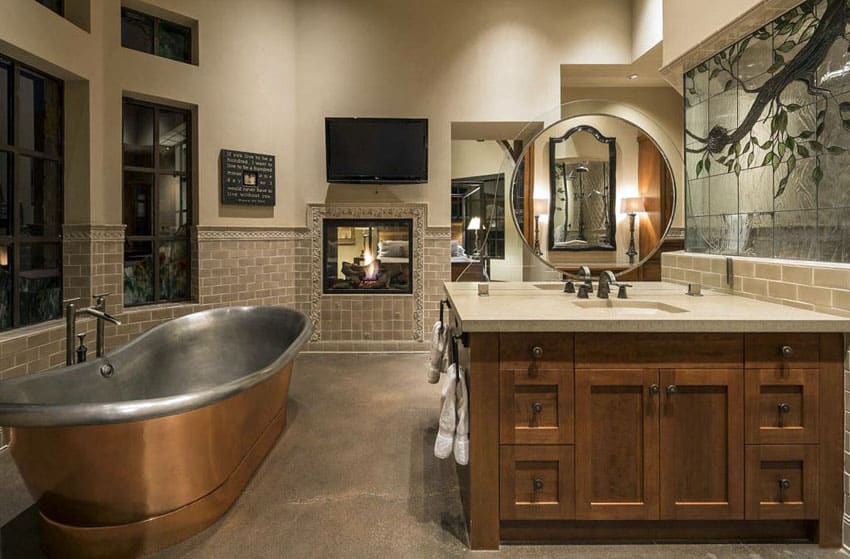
[628,73,639,80]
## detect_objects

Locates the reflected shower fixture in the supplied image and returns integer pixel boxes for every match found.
[533,215,542,256]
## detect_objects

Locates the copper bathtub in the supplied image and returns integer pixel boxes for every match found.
[0,306,311,558]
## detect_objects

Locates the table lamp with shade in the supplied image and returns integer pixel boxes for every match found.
[620,196,645,264]
[467,217,482,258]
[532,198,549,256]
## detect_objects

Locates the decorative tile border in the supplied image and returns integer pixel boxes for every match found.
[307,204,428,343]
[62,224,125,241]
[194,226,310,241]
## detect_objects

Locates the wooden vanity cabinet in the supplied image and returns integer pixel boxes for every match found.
[462,331,843,550]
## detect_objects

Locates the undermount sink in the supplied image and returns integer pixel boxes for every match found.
[572,300,689,315]
[533,283,565,290]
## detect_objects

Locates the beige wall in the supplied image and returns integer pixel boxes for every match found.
[661,0,760,66]
[632,0,663,60]
[0,0,639,232]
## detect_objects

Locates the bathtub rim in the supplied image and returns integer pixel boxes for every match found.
[0,306,312,428]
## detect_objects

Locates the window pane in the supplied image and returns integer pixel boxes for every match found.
[157,20,191,63]
[124,240,154,305]
[0,152,10,236]
[121,9,154,54]
[158,174,188,235]
[0,59,10,146]
[159,110,188,172]
[17,156,62,238]
[17,70,62,156]
[19,242,62,327]
[159,240,189,301]
[123,171,154,236]
[123,103,154,168]
[36,0,63,15]
[0,244,10,330]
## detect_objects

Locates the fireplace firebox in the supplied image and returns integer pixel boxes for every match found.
[323,218,413,294]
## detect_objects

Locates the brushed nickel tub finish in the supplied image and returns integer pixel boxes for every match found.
[0,306,311,558]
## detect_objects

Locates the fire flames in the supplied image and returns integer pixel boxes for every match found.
[361,248,380,281]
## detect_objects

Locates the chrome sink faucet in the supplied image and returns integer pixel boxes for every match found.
[64,294,122,366]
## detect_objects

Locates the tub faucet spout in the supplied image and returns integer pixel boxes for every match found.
[65,294,122,365]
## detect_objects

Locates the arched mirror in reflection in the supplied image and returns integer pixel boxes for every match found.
[549,125,616,251]
[511,114,677,279]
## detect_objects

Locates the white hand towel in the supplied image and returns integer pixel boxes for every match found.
[434,364,457,459]
[427,321,448,384]
[453,365,469,465]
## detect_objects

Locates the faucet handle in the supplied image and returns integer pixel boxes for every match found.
[93,292,112,300]
[577,284,591,299]
[617,284,632,299]
[564,280,576,294]
[63,297,81,305]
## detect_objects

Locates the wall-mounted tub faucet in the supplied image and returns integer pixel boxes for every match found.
[64,294,122,366]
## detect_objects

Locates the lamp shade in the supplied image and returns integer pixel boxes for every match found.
[620,196,645,214]
[533,197,549,217]
[467,217,481,231]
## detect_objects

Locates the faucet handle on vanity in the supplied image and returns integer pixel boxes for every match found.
[577,284,591,299]
[616,284,632,299]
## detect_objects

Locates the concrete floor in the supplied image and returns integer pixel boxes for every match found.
[0,353,846,558]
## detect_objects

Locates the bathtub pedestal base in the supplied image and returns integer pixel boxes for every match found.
[39,406,287,559]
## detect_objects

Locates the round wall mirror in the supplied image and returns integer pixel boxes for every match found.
[510,113,678,278]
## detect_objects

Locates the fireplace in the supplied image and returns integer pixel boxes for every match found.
[323,218,413,294]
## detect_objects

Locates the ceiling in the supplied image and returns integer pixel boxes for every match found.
[560,43,670,89]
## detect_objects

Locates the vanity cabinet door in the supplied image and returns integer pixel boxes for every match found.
[574,369,660,520]
[659,369,744,520]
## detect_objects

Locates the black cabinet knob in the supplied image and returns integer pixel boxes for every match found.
[649,384,660,395]
[781,345,794,359]
[532,402,543,414]
[666,384,678,395]
[531,346,544,359]
[533,478,544,491]
[779,478,791,490]
[778,403,791,414]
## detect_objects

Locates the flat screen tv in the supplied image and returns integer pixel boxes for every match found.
[325,117,428,184]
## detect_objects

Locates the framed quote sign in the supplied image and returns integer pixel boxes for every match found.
[220,149,275,206]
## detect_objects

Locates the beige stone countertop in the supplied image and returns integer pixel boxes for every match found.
[443,281,850,333]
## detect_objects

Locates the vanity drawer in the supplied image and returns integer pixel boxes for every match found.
[500,333,573,371]
[500,369,573,444]
[745,334,819,370]
[745,445,818,520]
[500,445,574,520]
[745,369,818,444]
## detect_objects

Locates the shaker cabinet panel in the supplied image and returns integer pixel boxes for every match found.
[575,369,660,520]
[745,445,818,520]
[500,445,575,520]
[659,369,744,520]
[745,369,819,444]
[500,368,573,444]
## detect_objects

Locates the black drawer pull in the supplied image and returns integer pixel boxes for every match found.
[779,478,791,490]
[533,478,544,491]
[780,345,794,359]
[531,346,544,359]
[532,402,543,414]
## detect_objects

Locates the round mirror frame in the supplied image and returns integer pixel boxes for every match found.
[508,111,680,279]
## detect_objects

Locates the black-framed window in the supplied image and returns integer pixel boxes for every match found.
[35,0,63,16]
[121,8,192,64]
[122,99,191,306]
[0,55,64,331]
